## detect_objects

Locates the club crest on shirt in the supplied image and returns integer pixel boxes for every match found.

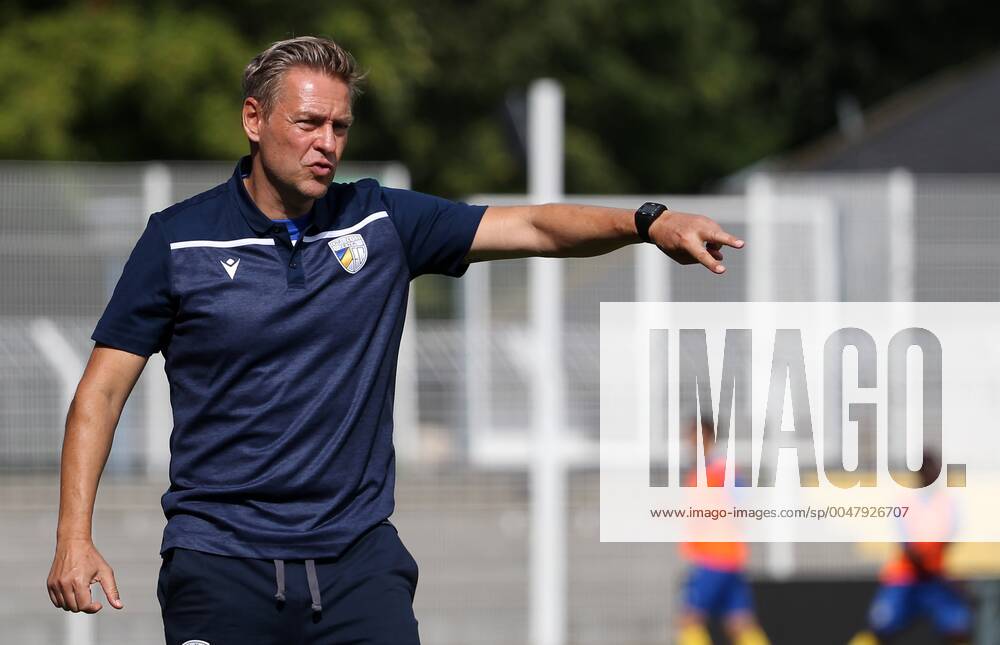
[328,233,368,274]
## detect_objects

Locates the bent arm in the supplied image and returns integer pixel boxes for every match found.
[56,345,147,541]
[465,203,743,273]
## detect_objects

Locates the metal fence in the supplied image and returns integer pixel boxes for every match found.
[4,161,1000,644]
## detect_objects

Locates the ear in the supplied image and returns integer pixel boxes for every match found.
[242,97,263,143]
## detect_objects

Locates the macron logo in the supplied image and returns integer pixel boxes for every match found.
[221,257,240,280]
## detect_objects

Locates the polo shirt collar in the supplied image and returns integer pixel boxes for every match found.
[230,156,335,236]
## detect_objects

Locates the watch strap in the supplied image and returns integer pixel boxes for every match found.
[634,202,668,243]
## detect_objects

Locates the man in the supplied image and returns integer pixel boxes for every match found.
[677,420,769,645]
[46,36,744,644]
[849,454,972,645]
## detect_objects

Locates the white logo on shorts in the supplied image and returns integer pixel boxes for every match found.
[181,640,210,645]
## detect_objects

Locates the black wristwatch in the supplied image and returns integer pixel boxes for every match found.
[634,202,668,243]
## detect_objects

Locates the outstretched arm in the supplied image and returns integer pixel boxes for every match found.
[465,203,744,273]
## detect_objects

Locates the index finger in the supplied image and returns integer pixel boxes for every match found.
[97,566,123,609]
[704,226,744,249]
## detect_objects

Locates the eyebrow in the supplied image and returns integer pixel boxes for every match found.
[292,111,353,125]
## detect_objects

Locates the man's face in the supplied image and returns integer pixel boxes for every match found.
[244,66,353,204]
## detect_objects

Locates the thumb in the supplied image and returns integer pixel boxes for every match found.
[97,567,123,609]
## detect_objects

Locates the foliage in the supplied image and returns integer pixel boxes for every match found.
[0,1,997,197]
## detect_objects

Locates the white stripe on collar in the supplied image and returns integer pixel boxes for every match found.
[167,211,389,250]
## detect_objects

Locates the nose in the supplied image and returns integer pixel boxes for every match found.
[314,123,339,155]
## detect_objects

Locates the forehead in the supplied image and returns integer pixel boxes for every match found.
[273,66,351,114]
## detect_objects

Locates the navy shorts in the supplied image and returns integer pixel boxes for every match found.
[157,522,420,644]
[682,565,754,619]
[869,580,971,637]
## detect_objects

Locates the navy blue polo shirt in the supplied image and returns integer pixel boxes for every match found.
[93,156,486,559]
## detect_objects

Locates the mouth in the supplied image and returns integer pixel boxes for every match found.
[307,162,334,177]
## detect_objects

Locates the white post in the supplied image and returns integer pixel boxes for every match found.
[28,318,94,645]
[142,164,174,478]
[395,290,420,462]
[886,170,920,467]
[636,222,671,480]
[747,175,795,577]
[812,200,841,301]
[528,78,567,645]
[389,168,420,463]
[887,169,915,302]
[29,318,84,412]
[635,240,670,303]
[463,263,491,460]
[747,174,775,302]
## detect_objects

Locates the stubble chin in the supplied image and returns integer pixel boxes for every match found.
[300,177,333,199]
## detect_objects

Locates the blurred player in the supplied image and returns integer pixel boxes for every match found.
[676,420,769,645]
[849,453,972,645]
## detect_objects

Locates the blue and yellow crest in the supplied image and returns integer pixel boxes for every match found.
[328,233,368,274]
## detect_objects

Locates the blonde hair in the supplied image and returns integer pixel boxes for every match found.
[242,36,364,115]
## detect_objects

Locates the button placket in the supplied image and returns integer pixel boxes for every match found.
[284,239,306,288]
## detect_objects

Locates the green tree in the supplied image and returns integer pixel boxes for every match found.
[1,0,998,197]
[0,4,253,160]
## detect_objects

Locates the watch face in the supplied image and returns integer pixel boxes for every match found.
[640,202,666,217]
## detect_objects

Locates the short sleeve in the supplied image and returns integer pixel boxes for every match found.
[91,215,176,357]
[381,186,487,279]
